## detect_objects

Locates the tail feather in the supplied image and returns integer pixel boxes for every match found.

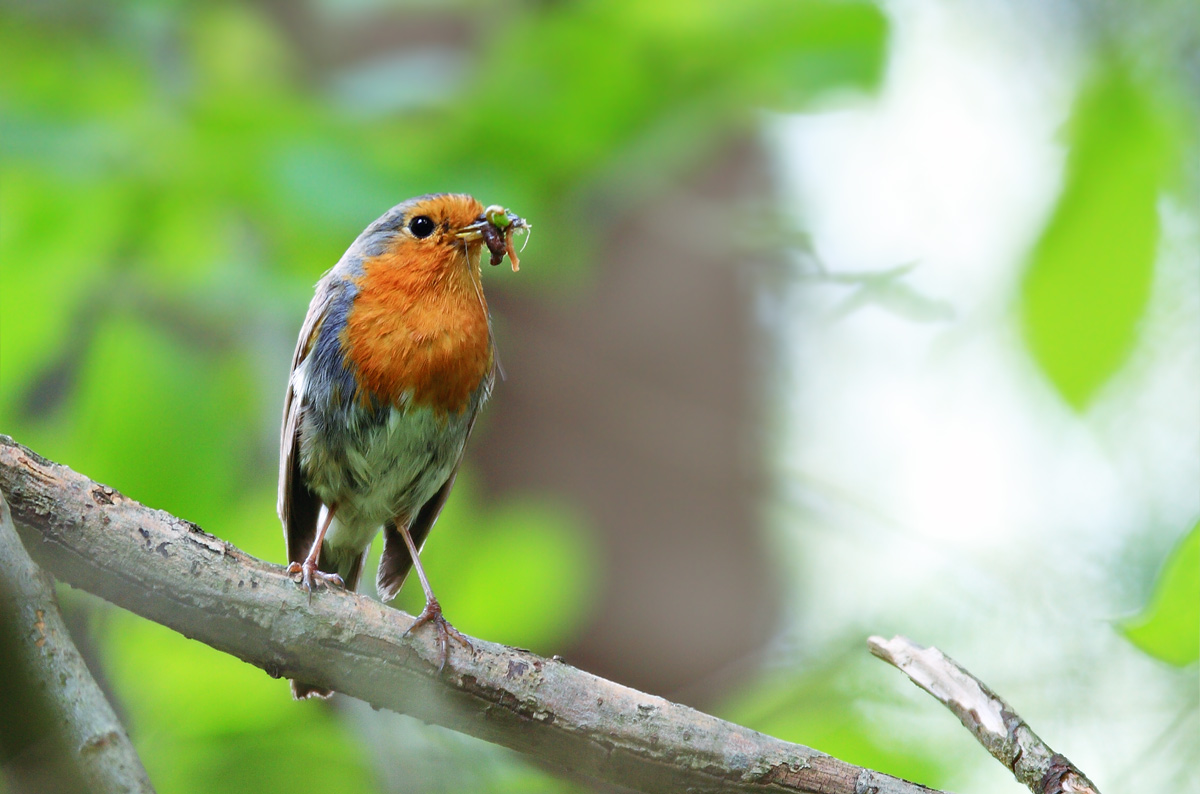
[376,522,413,602]
[290,680,332,700]
[327,546,368,593]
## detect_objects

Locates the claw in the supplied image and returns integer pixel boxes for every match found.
[287,560,344,602]
[403,597,473,672]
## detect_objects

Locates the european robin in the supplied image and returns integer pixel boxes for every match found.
[278,193,526,699]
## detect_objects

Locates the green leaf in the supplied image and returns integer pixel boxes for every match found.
[1019,61,1177,409]
[1122,521,1200,666]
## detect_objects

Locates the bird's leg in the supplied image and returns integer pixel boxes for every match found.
[286,503,345,597]
[397,521,472,670]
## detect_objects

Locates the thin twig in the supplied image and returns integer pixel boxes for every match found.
[868,635,1100,794]
[0,434,942,794]
[0,487,155,794]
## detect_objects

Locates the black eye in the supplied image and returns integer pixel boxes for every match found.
[408,215,435,238]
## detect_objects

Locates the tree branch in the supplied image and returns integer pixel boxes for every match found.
[0,485,155,794]
[868,635,1101,794]
[0,435,944,794]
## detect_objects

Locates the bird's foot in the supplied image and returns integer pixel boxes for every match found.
[403,597,473,672]
[286,560,344,600]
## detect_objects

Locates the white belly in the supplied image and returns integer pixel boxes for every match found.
[300,402,471,555]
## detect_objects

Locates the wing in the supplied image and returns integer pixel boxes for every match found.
[278,276,337,565]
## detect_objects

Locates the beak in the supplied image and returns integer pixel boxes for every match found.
[457,205,529,270]
[455,218,489,243]
[455,207,528,242]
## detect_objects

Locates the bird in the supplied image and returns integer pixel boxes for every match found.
[277,193,526,699]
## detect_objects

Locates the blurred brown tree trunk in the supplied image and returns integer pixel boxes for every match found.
[478,138,779,699]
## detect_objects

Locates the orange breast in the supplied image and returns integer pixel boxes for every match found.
[342,244,492,415]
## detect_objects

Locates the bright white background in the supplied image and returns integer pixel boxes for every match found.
[770,0,1200,790]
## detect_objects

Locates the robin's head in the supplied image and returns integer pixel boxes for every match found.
[358,194,526,276]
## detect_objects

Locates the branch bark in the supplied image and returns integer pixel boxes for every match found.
[0,485,155,794]
[0,434,942,794]
[868,635,1101,794]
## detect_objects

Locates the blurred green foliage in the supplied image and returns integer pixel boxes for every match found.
[100,603,377,794]
[719,649,957,789]
[1019,60,1182,409]
[1122,520,1200,667]
[0,0,888,791]
[392,478,597,650]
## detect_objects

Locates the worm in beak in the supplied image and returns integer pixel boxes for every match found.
[458,205,529,271]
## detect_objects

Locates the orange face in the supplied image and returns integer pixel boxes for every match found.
[378,194,487,281]
[341,194,495,415]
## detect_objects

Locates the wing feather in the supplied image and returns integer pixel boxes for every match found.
[278,277,336,564]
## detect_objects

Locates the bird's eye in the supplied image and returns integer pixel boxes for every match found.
[408,216,436,238]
